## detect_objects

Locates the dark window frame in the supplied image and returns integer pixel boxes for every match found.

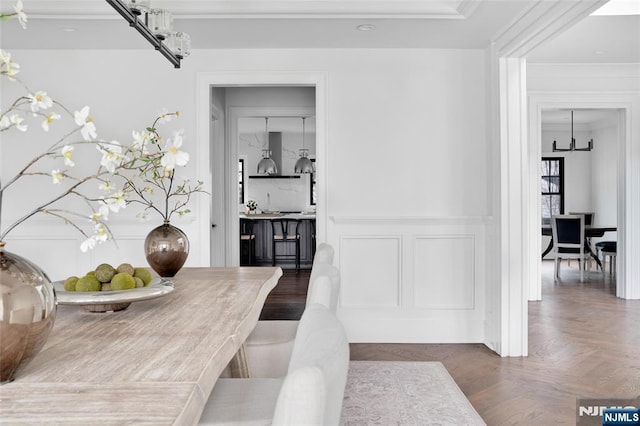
[238,158,245,204]
[541,157,564,225]
[310,158,316,206]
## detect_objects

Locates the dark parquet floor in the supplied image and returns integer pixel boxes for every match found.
[259,260,640,425]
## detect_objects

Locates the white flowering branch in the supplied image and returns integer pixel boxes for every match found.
[106,112,207,223]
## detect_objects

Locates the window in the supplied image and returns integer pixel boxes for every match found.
[310,158,316,205]
[541,157,564,224]
[238,159,245,204]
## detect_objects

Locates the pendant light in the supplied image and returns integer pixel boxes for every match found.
[552,110,594,152]
[294,117,314,174]
[257,117,277,174]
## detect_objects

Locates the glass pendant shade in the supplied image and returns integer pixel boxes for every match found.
[165,32,191,58]
[126,0,149,15]
[294,149,314,174]
[148,9,173,40]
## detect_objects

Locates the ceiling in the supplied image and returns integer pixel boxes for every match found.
[2,0,636,126]
[1,0,636,61]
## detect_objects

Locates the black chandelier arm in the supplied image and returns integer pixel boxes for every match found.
[552,111,593,152]
[106,0,181,68]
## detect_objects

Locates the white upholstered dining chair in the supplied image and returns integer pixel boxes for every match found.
[245,261,341,378]
[199,303,350,425]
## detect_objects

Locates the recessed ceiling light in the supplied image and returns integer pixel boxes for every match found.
[356,24,376,31]
[60,27,77,32]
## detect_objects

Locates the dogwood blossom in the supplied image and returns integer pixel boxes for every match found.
[132,129,153,154]
[41,112,60,131]
[13,0,27,29]
[61,145,74,167]
[160,130,189,170]
[97,141,126,173]
[74,106,97,141]
[0,50,20,77]
[51,169,64,184]
[9,114,27,131]
[157,108,176,124]
[105,191,127,212]
[90,205,110,222]
[29,91,53,112]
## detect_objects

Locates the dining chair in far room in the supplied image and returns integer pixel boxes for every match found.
[245,263,341,378]
[551,214,590,282]
[569,211,594,226]
[271,218,301,271]
[239,218,256,266]
[199,303,350,426]
[568,212,595,267]
[595,240,617,276]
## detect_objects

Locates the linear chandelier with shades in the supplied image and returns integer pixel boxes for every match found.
[552,110,594,152]
[106,0,190,68]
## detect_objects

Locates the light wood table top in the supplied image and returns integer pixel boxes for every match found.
[0,266,282,425]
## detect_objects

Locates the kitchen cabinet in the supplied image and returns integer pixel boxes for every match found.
[240,214,315,269]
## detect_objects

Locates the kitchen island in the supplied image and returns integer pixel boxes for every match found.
[239,212,316,269]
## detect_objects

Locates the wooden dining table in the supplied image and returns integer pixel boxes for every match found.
[0,266,282,425]
[541,225,616,269]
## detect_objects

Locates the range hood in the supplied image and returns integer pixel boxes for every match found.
[250,132,301,179]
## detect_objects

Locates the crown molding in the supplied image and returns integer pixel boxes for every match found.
[492,0,609,58]
[23,0,471,19]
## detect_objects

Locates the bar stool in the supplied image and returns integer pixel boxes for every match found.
[596,241,616,276]
[239,219,256,266]
[270,218,301,270]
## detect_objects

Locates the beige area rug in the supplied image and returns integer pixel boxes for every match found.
[341,361,486,426]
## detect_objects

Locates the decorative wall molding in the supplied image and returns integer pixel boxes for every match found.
[332,216,486,343]
[330,215,492,226]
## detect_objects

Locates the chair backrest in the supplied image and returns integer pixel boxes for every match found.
[552,215,586,255]
[312,242,334,267]
[239,218,255,236]
[272,303,349,426]
[569,211,594,226]
[271,219,300,238]
[307,264,340,313]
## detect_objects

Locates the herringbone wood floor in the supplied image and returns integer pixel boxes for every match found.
[260,261,640,425]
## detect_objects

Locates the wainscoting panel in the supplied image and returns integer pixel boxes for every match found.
[330,216,487,343]
[340,236,401,308]
[412,235,474,310]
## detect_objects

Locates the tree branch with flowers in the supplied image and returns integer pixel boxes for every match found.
[0,3,205,252]
[97,111,206,226]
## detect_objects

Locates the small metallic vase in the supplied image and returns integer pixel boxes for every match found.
[0,242,57,384]
[144,222,189,277]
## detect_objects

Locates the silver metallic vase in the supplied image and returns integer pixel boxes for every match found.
[0,242,57,384]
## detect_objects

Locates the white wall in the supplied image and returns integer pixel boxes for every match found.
[1,47,489,343]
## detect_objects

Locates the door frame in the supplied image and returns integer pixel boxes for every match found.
[196,72,329,266]
[527,92,639,300]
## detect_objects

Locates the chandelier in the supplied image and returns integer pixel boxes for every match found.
[552,110,593,152]
[106,0,190,68]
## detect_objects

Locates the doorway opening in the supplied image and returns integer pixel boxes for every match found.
[195,73,327,268]
[529,103,628,300]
